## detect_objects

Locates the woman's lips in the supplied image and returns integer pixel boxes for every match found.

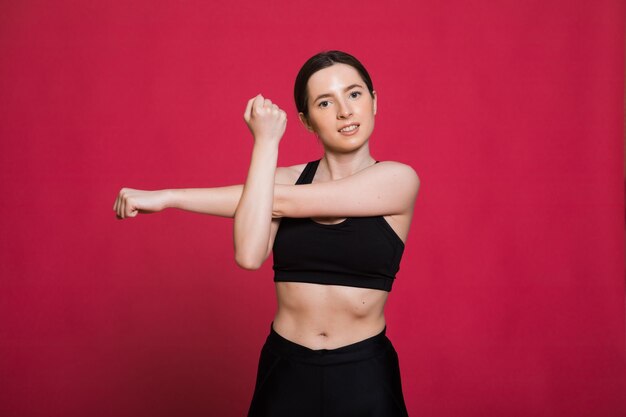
[338,123,360,136]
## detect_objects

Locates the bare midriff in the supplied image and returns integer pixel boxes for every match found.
[272,281,388,350]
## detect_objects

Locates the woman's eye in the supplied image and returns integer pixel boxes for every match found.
[349,91,362,99]
[318,101,330,108]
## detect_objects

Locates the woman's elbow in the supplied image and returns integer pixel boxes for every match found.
[234,252,264,270]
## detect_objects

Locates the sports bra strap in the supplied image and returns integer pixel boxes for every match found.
[295,159,321,185]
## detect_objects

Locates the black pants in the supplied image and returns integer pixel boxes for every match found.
[247,324,409,417]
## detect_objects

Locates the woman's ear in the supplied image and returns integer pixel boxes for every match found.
[372,90,377,116]
[298,112,315,132]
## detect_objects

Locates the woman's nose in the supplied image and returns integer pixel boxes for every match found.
[336,100,353,119]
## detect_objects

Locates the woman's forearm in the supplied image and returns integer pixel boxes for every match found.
[167,185,244,217]
[114,181,287,220]
[233,142,279,269]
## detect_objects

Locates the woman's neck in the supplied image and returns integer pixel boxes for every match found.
[319,149,377,181]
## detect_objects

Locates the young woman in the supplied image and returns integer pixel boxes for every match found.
[113,51,420,417]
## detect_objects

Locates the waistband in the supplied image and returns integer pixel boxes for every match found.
[265,323,391,366]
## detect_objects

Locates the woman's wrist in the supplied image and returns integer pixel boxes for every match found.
[164,189,181,210]
[252,139,281,153]
[248,141,279,172]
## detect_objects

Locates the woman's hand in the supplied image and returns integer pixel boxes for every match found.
[113,188,170,219]
[243,94,287,145]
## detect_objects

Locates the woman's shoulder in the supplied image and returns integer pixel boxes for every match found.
[275,163,308,185]
[373,160,420,183]
[370,161,421,199]
[375,160,414,168]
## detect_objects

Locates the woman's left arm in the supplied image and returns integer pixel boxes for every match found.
[273,162,420,219]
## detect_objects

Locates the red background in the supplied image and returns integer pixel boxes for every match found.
[1,1,625,416]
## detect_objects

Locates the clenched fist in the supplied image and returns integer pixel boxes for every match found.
[243,94,287,144]
[113,188,170,219]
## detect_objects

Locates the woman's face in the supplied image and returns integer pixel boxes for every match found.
[300,63,377,153]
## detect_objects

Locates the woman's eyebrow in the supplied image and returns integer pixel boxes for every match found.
[313,84,364,103]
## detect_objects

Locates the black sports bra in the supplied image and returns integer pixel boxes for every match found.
[272,159,405,292]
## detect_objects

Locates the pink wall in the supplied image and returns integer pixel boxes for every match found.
[1,1,624,416]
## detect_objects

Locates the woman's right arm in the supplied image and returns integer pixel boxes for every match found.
[113,185,246,219]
